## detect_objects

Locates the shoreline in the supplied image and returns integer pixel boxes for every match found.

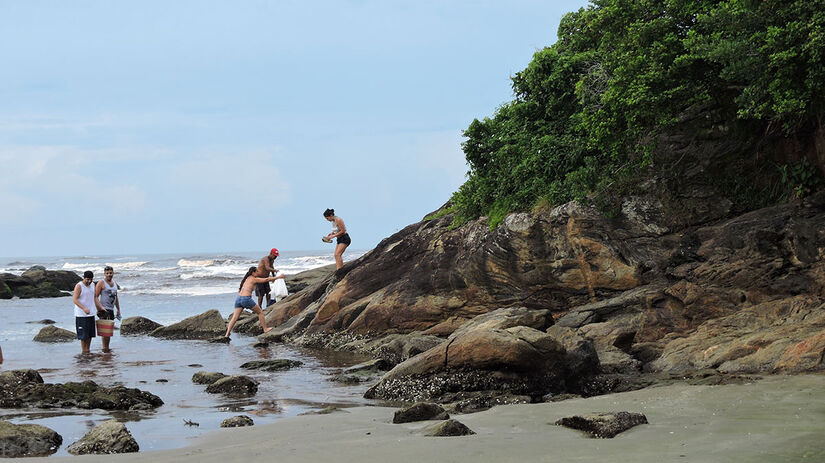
[24,374,825,462]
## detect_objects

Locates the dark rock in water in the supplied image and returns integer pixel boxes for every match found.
[21,267,81,290]
[555,411,648,438]
[393,402,449,423]
[240,359,303,372]
[33,326,76,343]
[330,374,369,384]
[129,403,153,411]
[205,375,258,395]
[0,420,63,457]
[0,281,12,299]
[0,267,81,298]
[26,319,56,325]
[192,371,227,385]
[0,370,45,387]
[155,379,168,383]
[220,415,254,428]
[188,364,204,368]
[252,341,269,348]
[0,369,163,411]
[149,310,226,340]
[66,420,139,454]
[120,316,163,335]
[208,336,231,344]
[420,419,475,437]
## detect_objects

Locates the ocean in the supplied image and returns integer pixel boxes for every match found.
[0,250,372,456]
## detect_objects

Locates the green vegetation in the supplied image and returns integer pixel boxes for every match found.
[451,0,825,226]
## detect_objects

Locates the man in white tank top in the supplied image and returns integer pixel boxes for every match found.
[72,270,97,354]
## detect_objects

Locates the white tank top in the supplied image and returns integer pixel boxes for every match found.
[331,218,340,234]
[74,281,95,317]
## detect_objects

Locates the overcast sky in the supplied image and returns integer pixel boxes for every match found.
[0,0,589,257]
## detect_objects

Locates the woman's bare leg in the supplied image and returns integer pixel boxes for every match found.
[253,305,272,333]
[225,307,243,337]
[334,243,348,269]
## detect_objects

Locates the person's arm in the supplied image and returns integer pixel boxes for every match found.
[114,293,121,317]
[263,260,276,275]
[73,284,91,315]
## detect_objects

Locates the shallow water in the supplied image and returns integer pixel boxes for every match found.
[0,294,375,456]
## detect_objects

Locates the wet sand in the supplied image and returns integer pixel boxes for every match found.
[28,374,825,462]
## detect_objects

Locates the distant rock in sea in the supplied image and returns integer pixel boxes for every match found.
[0,266,81,299]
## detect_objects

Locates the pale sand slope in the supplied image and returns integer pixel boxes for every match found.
[31,375,825,463]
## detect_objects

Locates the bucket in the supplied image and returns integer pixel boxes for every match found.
[96,319,115,337]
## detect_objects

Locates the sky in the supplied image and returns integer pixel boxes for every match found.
[0,0,590,257]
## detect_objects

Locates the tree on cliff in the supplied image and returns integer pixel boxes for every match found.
[450,0,825,226]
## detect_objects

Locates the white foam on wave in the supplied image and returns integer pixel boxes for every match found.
[62,261,147,272]
[130,285,237,296]
[177,258,215,267]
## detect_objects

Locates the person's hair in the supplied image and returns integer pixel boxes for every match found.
[104,265,113,272]
[323,208,335,217]
[239,266,257,291]
[83,270,94,279]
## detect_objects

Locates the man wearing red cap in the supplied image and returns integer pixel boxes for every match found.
[254,248,279,308]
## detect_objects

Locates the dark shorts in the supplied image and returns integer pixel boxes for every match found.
[255,281,270,296]
[76,316,96,340]
[234,296,257,310]
[97,309,115,320]
[337,233,351,246]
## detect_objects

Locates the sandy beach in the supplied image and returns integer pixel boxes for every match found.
[22,375,824,462]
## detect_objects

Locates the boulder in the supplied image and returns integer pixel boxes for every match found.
[120,317,163,335]
[149,310,226,340]
[220,415,254,428]
[66,420,139,455]
[0,267,81,298]
[205,375,258,395]
[239,359,303,372]
[21,267,81,290]
[556,412,648,438]
[365,323,567,404]
[0,420,63,457]
[192,371,228,385]
[33,325,76,343]
[25,319,56,325]
[0,370,163,410]
[393,403,449,423]
[420,419,475,437]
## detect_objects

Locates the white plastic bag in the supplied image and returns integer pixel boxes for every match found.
[272,272,289,301]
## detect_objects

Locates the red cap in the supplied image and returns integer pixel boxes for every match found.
[270,248,279,257]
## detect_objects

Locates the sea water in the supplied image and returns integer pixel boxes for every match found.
[0,250,371,456]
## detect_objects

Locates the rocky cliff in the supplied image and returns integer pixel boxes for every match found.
[251,191,824,404]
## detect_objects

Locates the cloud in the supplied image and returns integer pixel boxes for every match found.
[0,147,151,225]
[166,150,290,210]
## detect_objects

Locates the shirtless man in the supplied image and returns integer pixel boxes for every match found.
[255,248,279,308]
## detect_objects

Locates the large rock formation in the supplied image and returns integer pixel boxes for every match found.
[0,266,81,298]
[241,190,824,402]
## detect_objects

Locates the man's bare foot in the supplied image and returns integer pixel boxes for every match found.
[263,327,273,333]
